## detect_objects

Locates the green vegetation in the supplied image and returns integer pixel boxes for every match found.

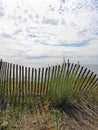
[0,88,98,130]
[48,63,98,106]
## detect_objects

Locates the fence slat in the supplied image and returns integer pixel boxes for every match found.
[31,68,34,96]
[16,65,18,106]
[43,67,48,96]
[19,65,21,106]
[52,66,57,89]
[49,66,55,95]
[40,68,44,96]
[34,68,37,96]
[25,67,27,104]
[0,59,2,72]
[55,65,60,92]
[6,63,9,98]
[13,64,15,106]
[28,67,30,97]
[37,68,40,96]
[13,65,15,93]
[9,63,12,106]
[46,67,51,96]
[22,66,24,107]
[68,63,74,77]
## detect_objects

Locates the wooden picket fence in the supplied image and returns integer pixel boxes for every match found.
[0,59,98,109]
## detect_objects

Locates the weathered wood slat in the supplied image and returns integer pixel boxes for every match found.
[9,63,12,106]
[6,63,9,97]
[22,66,24,107]
[13,64,15,96]
[37,68,40,96]
[31,68,34,96]
[34,68,37,96]
[46,67,51,96]
[68,63,74,77]
[40,68,44,96]
[55,65,60,92]
[53,65,58,94]
[43,67,48,96]
[12,64,15,106]
[19,65,21,106]
[49,66,55,96]
[0,59,2,72]
[1,62,5,89]
[16,65,18,105]
[28,67,30,97]
[25,67,27,104]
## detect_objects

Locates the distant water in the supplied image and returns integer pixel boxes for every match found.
[83,64,98,76]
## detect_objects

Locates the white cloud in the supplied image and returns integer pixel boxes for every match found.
[0,0,98,66]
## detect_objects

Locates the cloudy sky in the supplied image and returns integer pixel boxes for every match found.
[0,0,98,67]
